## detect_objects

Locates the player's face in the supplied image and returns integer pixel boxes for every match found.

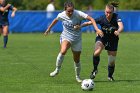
[105,6,113,19]
[65,7,74,17]
[0,0,5,4]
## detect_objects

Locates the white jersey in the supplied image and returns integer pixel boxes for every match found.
[57,10,88,41]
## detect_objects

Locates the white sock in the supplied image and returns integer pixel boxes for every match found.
[74,62,81,78]
[55,53,64,71]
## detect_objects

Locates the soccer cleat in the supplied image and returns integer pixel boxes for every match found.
[90,70,98,79]
[50,69,59,77]
[76,76,82,83]
[108,77,115,81]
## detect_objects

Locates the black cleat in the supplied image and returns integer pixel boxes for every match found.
[90,70,98,79]
[108,77,115,81]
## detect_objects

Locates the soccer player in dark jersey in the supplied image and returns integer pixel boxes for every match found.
[0,0,17,48]
[76,1,123,81]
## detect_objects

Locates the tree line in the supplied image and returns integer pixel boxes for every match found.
[7,0,140,10]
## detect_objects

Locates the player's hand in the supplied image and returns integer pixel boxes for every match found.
[11,12,15,17]
[73,25,81,30]
[96,29,104,37]
[44,30,50,36]
[44,29,50,36]
[7,4,11,7]
[114,31,120,36]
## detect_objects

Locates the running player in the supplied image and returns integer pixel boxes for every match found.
[79,1,123,81]
[44,1,101,83]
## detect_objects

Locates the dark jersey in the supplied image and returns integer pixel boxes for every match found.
[95,13,122,51]
[95,13,122,37]
[0,4,13,25]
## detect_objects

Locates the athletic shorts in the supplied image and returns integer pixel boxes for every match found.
[96,36,119,51]
[0,21,9,28]
[60,37,82,51]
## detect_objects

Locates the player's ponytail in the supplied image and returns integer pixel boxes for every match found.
[106,1,119,12]
[109,1,119,7]
[64,1,74,10]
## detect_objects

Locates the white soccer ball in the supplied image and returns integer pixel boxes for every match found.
[81,79,95,91]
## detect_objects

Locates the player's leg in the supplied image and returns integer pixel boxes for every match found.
[107,51,117,81]
[2,25,9,48]
[107,39,119,81]
[90,41,104,79]
[72,51,82,82]
[50,39,71,77]
[71,39,82,82]
[0,26,2,36]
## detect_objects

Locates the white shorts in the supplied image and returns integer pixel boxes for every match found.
[60,37,82,51]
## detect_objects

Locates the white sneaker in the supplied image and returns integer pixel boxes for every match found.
[50,69,59,77]
[76,76,82,83]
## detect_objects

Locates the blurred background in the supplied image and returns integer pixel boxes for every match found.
[7,0,140,33]
[7,0,140,10]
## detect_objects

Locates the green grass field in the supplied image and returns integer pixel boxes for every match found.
[0,33,140,93]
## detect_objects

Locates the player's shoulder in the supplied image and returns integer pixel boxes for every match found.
[73,10,87,18]
[113,13,121,19]
[97,14,106,20]
[113,13,122,22]
[113,13,122,19]
[74,10,85,14]
[59,11,65,15]
[58,11,65,17]
[113,13,119,17]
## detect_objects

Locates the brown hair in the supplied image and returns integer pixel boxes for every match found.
[106,1,119,11]
[64,1,74,10]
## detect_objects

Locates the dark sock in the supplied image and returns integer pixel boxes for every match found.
[4,36,8,48]
[108,65,115,77]
[93,56,100,71]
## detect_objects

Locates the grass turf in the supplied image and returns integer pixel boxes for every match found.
[0,33,140,93]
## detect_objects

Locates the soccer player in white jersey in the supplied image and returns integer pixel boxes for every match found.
[44,1,102,83]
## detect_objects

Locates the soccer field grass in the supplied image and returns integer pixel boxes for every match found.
[0,33,140,93]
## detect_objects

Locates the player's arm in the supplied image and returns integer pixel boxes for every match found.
[117,21,123,33]
[74,21,92,30]
[44,18,58,36]
[81,21,92,27]
[86,16,104,37]
[114,21,123,36]
[0,3,11,12]
[11,7,17,17]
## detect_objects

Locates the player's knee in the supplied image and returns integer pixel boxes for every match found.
[60,50,67,55]
[73,55,80,62]
[73,57,80,63]
[60,47,67,55]
[94,48,102,56]
[94,51,100,56]
[108,55,116,66]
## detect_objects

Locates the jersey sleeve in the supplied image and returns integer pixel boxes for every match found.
[95,16,102,24]
[56,12,63,21]
[117,15,122,22]
[77,10,88,19]
[9,5,14,10]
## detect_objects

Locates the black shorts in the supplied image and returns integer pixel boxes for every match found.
[95,35,119,51]
[0,21,9,28]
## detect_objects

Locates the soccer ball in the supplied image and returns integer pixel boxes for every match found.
[81,79,95,91]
